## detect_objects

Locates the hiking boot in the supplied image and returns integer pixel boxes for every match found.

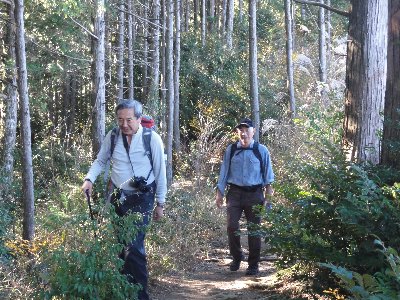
[245,265,259,276]
[229,255,244,271]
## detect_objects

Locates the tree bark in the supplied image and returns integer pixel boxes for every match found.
[201,0,206,46]
[226,0,234,49]
[318,0,328,105]
[249,0,259,141]
[166,0,175,185]
[15,0,35,241]
[127,0,135,99]
[93,0,106,155]
[117,0,125,100]
[284,0,296,119]
[342,0,388,164]
[173,0,181,151]
[382,0,400,167]
[2,0,18,200]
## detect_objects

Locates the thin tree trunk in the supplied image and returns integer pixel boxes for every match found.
[201,0,206,46]
[160,0,167,137]
[238,0,243,22]
[194,0,199,29]
[148,0,161,115]
[326,0,331,72]
[221,0,227,37]
[127,0,135,99]
[93,0,106,155]
[284,0,296,119]
[166,0,175,185]
[2,0,18,200]
[382,0,400,167]
[226,0,234,49]
[117,0,125,100]
[342,0,388,164]
[173,0,181,151]
[249,0,259,141]
[209,0,215,31]
[142,0,149,101]
[185,0,190,32]
[15,0,35,241]
[318,0,328,105]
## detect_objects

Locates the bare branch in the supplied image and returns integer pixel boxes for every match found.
[115,6,163,29]
[68,16,98,40]
[294,0,350,17]
[27,37,92,63]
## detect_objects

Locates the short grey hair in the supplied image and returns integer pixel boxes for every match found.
[115,99,143,118]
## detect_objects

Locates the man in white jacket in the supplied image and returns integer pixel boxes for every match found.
[81,99,167,300]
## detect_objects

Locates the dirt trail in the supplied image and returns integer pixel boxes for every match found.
[149,251,279,300]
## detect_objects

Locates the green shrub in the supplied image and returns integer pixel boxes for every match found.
[38,206,142,300]
[320,239,400,299]
[264,152,400,273]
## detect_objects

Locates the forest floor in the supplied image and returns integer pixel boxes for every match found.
[148,242,327,300]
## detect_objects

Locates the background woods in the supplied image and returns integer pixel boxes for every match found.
[1,0,400,299]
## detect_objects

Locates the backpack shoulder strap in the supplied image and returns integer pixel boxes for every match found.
[252,142,266,182]
[110,127,120,158]
[103,127,119,200]
[142,127,153,169]
[227,142,238,176]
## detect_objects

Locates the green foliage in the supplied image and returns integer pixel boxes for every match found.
[38,206,142,300]
[265,154,400,271]
[320,239,400,299]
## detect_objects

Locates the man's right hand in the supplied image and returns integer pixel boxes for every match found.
[215,189,224,208]
[81,179,93,196]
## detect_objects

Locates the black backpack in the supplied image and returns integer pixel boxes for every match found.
[228,142,266,182]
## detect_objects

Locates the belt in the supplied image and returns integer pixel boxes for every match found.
[229,183,262,192]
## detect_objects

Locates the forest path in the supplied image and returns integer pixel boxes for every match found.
[149,247,280,300]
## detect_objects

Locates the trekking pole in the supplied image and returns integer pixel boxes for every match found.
[85,189,95,221]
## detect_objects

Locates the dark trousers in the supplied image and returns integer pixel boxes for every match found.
[226,185,264,267]
[112,188,155,300]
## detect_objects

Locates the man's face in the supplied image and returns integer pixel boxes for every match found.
[236,126,255,148]
[117,108,141,136]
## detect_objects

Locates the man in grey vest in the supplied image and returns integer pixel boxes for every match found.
[216,118,274,276]
[81,99,167,300]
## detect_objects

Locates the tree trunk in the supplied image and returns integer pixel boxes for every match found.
[342,0,388,164]
[15,0,35,241]
[166,0,175,185]
[173,0,181,151]
[160,0,167,136]
[226,0,234,49]
[318,0,328,105]
[184,0,190,32]
[249,0,259,141]
[221,0,227,37]
[201,0,206,46]
[117,0,125,100]
[238,0,243,22]
[382,0,400,168]
[142,0,149,101]
[284,0,296,119]
[326,0,331,71]
[93,0,106,155]
[2,0,18,200]
[209,0,215,31]
[148,0,161,115]
[127,0,135,99]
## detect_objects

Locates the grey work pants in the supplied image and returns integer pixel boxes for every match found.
[226,185,264,267]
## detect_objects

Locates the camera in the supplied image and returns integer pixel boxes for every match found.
[129,176,150,192]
